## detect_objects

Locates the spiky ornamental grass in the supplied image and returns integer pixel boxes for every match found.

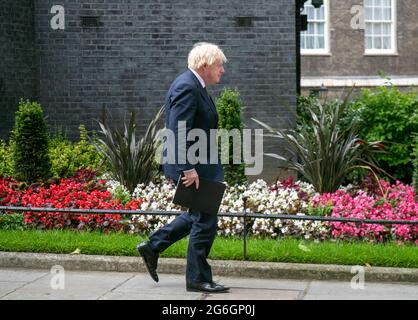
[93,107,164,194]
[253,95,385,193]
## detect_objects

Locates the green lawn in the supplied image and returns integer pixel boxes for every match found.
[0,229,416,268]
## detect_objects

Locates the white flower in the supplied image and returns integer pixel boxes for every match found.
[150,202,158,210]
[101,176,331,239]
[140,202,149,210]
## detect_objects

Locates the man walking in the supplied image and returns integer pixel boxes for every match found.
[137,42,229,293]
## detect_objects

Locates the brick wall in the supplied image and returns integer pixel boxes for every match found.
[2,0,297,180]
[302,0,418,77]
[0,0,37,140]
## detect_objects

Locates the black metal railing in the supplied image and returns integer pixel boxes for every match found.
[1,205,417,259]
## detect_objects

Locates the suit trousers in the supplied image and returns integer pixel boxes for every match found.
[148,210,218,284]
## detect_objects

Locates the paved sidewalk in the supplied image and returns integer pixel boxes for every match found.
[0,267,417,300]
[0,251,417,300]
[1,252,417,283]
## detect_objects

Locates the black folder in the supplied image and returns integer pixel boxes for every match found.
[172,177,226,214]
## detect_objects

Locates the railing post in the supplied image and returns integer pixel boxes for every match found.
[243,197,248,260]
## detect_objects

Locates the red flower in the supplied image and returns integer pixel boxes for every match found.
[0,171,142,231]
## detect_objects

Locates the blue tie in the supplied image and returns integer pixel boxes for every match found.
[204,87,215,107]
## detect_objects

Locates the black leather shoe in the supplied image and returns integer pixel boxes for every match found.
[137,241,159,282]
[186,282,230,293]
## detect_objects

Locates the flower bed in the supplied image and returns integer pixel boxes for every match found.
[312,180,418,243]
[0,170,142,231]
[0,176,22,206]
[108,176,417,244]
[1,171,417,244]
[109,177,328,240]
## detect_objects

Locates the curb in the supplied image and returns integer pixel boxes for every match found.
[0,251,417,283]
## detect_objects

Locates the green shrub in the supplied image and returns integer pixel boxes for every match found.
[352,86,418,182]
[297,95,321,130]
[1,125,102,180]
[0,140,13,177]
[49,125,103,178]
[11,100,52,183]
[112,185,131,205]
[216,88,246,186]
[0,213,25,230]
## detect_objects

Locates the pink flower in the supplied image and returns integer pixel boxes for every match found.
[311,180,418,244]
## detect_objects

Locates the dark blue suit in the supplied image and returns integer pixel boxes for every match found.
[161,69,223,182]
[149,69,223,284]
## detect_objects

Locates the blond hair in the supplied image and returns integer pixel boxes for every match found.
[187,42,227,69]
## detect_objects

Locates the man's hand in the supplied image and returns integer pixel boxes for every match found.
[182,169,199,189]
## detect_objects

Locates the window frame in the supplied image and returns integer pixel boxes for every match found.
[301,0,330,56]
[364,0,397,55]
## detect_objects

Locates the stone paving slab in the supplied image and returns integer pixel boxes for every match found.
[100,273,201,300]
[1,268,416,300]
[204,288,301,300]
[1,269,133,300]
[0,268,48,282]
[304,280,418,300]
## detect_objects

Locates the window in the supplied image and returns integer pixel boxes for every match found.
[301,0,329,55]
[364,0,397,54]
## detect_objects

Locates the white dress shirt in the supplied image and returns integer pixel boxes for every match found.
[189,68,206,88]
[183,68,205,175]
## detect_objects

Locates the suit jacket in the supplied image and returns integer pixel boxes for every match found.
[162,69,223,182]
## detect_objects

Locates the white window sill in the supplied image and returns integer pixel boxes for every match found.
[301,76,418,88]
[301,51,331,56]
[364,51,399,56]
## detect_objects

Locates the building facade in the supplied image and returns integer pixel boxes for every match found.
[0,0,298,180]
[301,0,418,97]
